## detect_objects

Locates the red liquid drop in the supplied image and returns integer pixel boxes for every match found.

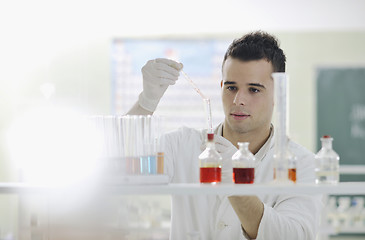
[233,168,255,184]
[200,167,221,183]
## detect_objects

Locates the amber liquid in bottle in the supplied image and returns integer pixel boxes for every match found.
[273,168,297,183]
[233,168,255,184]
[200,167,221,183]
[288,168,296,182]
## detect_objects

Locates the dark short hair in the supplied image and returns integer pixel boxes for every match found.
[223,31,286,72]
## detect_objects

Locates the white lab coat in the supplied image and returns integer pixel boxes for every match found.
[162,124,323,240]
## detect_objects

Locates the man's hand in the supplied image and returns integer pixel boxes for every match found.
[214,135,237,183]
[228,195,264,239]
[138,58,183,112]
[214,136,264,238]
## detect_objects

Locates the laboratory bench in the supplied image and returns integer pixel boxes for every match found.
[0,181,364,196]
[2,164,364,195]
[0,168,364,240]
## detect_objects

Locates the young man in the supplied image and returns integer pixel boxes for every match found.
[127,31,322,240]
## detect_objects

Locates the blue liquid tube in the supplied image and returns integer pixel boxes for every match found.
[140,115,157,174]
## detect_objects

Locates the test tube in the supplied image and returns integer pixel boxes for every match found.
[104,116,118,156]
[122,116,140,175]
[139,116,148,174]
[116,116,125,174]
[272,73,291,182]
[133,116,143,174]
[140,115,157,174]
[147,115,157,174]
[121,116,130,174]
[154,115,165,174]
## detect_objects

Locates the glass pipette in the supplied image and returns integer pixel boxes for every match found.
[181,70,213,133]
[203,98,213,134]
[181,71,207,99]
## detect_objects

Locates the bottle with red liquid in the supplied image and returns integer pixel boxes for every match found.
[232,142,256,184]
[199,133,222,184]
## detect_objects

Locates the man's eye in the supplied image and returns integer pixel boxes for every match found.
[227,86,237,91]
[249,87,260,93]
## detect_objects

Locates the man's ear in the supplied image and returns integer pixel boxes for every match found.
[220,80,223,88]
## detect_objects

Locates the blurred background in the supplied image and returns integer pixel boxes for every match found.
[0,0,365,239]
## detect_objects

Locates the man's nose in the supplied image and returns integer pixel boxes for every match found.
[233,90,246,105]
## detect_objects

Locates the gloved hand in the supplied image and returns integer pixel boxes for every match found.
[138,58,183,112]
[215,135,238,183]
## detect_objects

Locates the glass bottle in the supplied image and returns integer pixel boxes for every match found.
[231,142,255,184]
[315,135,340,184]
[199,133,222,184]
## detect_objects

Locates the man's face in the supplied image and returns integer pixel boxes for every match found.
[221,57,274,135]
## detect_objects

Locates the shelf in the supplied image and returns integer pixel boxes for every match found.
[340,165,365,175]
[106,182,365,195]
[0,182,364,196]
[338,227,365,234]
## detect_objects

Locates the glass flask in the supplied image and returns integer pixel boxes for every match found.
[199,133,222,184]
[315,135,340,184]
[231,142,255,184]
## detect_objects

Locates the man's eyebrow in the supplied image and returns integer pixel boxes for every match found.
[248,83,266,89]
[223,81,236,85]
[223,81,266,89]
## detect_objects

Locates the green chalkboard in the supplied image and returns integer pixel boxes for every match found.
[316,68,365,167]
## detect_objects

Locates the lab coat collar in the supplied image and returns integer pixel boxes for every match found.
[214,123,274,164]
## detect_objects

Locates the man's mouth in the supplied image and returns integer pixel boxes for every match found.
[230,112,250,120]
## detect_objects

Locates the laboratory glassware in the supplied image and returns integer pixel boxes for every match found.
[140,115,156,174]
[154,115,165,174]
[121,116,141,175]
[181,70,213,133]
[315,135,340,184]
[120,115,165,175]
[231,142,255,184]
[199,133,222,184]
[104,115,123,174]
[287,150,297,182]
[272,72,297,183]
[89,115,124,175]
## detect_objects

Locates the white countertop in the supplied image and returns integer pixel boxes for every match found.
[1,181,364,195]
